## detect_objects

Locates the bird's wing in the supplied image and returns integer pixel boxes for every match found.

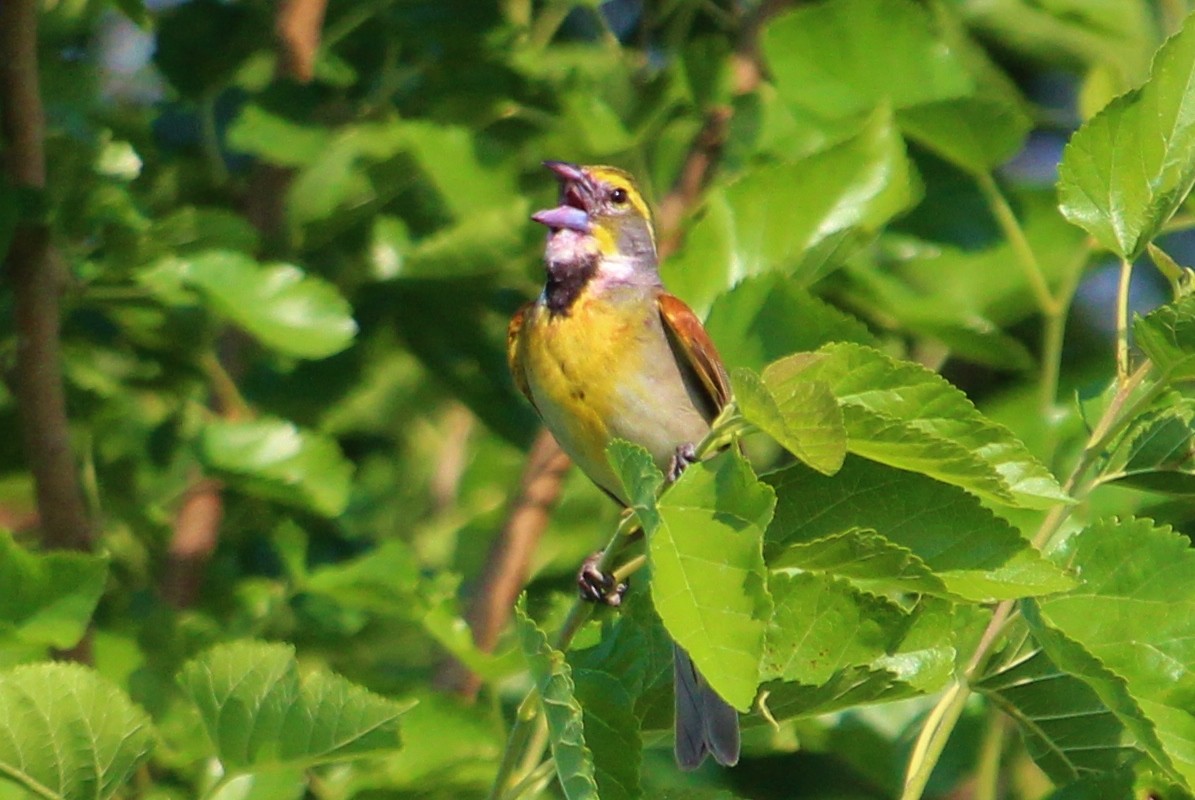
[507,301,538,412]
[657,292,731,418]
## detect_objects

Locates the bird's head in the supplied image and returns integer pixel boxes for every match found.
[532,161,658,281]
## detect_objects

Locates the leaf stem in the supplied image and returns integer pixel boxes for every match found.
[486,691,541,800]
[502,756,557,800]
[900,681,970,800]
[1116,256,1134,384]
[975,171,1058,316]
[973,710,1007,800]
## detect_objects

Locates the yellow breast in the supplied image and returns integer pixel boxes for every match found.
[518,291,646,499]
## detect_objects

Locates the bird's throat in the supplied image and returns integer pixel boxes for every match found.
[545,254,598,316]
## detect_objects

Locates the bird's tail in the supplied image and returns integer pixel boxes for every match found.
[673,643,740,770]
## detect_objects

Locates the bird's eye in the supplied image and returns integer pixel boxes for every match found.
[610,187,629,205]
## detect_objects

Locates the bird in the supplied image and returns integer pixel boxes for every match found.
[507,160,739,770]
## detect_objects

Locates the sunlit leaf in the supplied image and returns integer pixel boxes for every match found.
[144,250,357,359]
[198,417,353,517]
[662,108,919,312]
[1135,294,1195,381]
[0,663,154,800]
[763,0,972,118]
[732,367,846,476]
[762,571,905,685]
[0,531,106,649]
[765,457,1073,601]
[1032,517,1195,785]
[1058,16,1195,259]
[790,343,1070,508]
[178,641,407,771]
[611,444,773,711]
[515,600,599,800]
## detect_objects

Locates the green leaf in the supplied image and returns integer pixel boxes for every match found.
[765,457,1074,601]
[190,251,356,358]
[794,343,1070,508]
[569,589,676,736]
[515,600,599,800]
[399,122,519,217]
[1058,16,1195,259]
[198,417,353,517]
[770,527,948,597]
[766,601,970,726]
[303,540,515,681]
[570,671,641,800]
[958,0,1154,89]
[1135,294,1195,381]
[763,0,973,118]
[705,273,877,374]
[0,531,107,649]
[761,572,906,685]
[732,367,846,476]
[976,645,1150,783]
[227,105,332,168]
[899,95,1031,174]
[661,107,919,313]
[178,641,407,771]
[611,446,773,711]
[1032,517,1195,786]
[655,451,774,711]
[1105,396,1195,494]
[0,663,154,800]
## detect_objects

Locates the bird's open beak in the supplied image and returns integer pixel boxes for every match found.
[532,161,592,233]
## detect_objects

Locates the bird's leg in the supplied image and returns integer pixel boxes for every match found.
[667,442,698,484]
[577,509,644,607]
[577,551,628,606]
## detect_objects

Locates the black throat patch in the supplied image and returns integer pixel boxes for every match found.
[545,255,598,317]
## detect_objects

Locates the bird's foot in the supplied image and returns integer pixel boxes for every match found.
[667,442,698,484]
[577,550,628,607]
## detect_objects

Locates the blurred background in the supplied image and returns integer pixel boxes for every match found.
[1,0,1190,797]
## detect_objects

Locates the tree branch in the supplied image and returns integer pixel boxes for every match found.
[1,0,95,555]
[276,0,329,83]
[162,478,225,609]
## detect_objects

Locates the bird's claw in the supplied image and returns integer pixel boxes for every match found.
[667,442,698,484]
[577,551,628,607]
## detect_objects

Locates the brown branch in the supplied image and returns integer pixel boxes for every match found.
[656,106,733,258]
[276,0,329,83]
[1,0,94,556]
[162,478,225,609]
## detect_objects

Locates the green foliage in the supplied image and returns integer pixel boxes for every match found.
[178,641,408,771]
[1058,17,1195,259]
[0,531,106,649]
[9,0,1195,797]
[0,663,154,800]
[516,601,600,800]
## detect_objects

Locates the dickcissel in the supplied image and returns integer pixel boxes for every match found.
[508,161,739,769]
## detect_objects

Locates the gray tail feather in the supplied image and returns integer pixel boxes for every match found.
[673,644,740,770]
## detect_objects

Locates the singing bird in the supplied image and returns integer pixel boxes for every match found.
[507,161,739,769]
